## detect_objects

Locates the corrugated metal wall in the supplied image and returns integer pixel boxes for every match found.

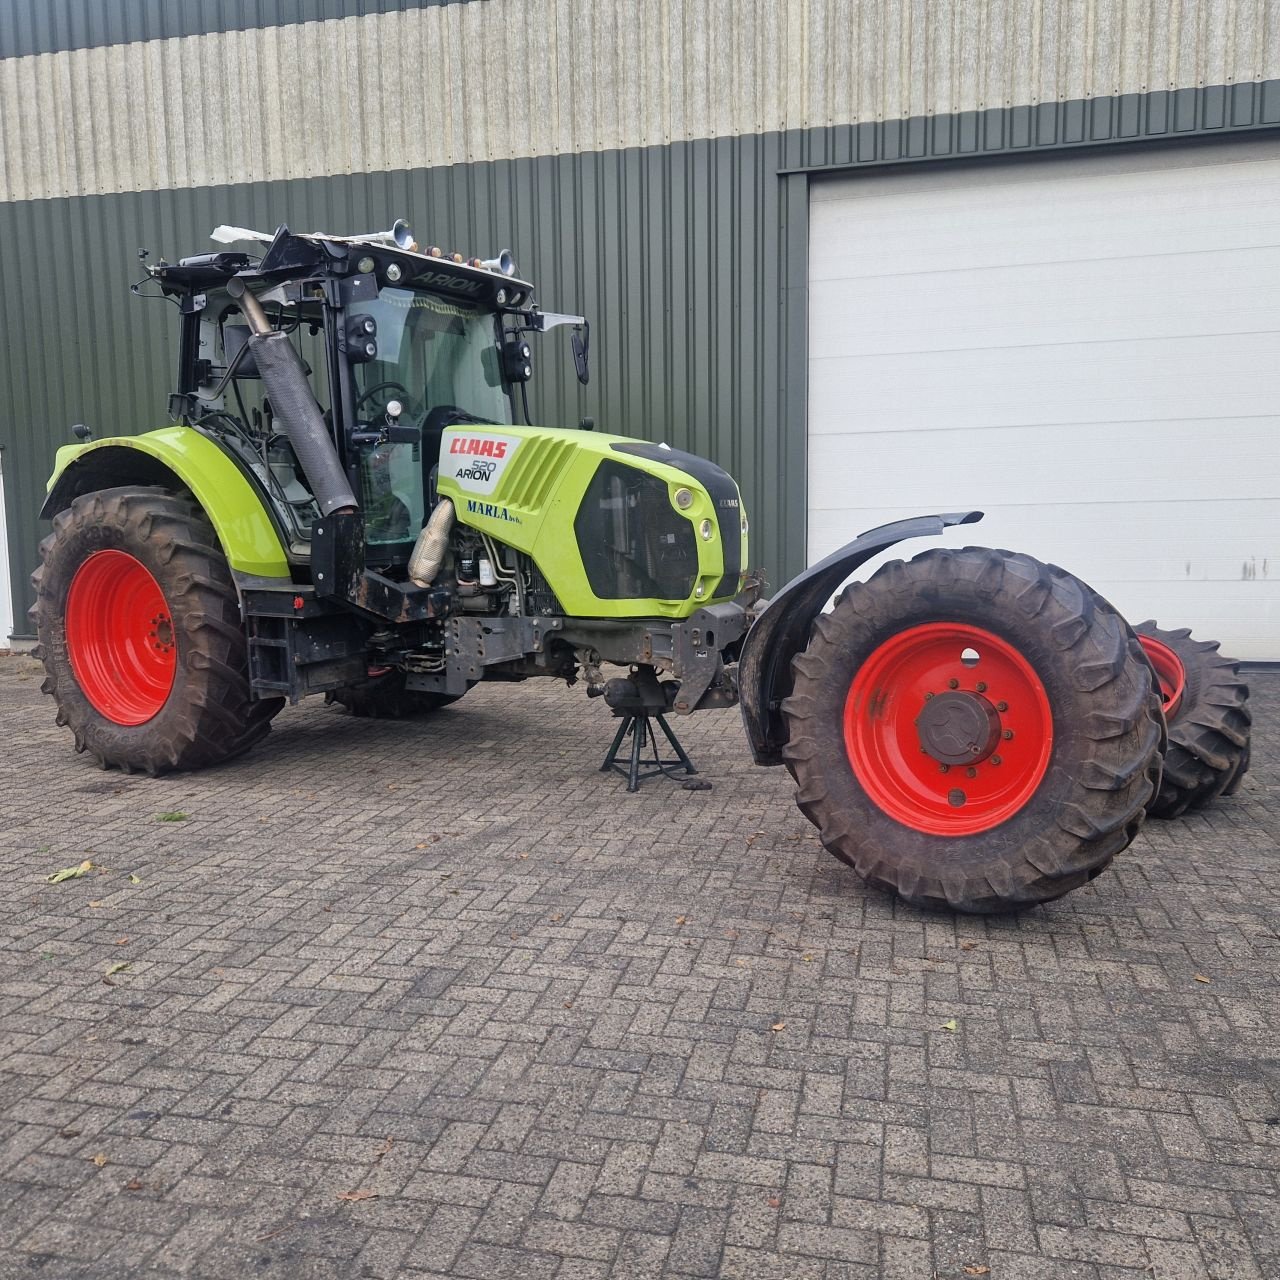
[0,1,461,59]
[0,134,809,632]
[3,1,1280,635]
[5,0,1278,201]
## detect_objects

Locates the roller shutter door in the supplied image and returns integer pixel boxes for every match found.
[807,139,1280,659]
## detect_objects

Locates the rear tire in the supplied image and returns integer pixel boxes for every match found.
[326,670,461,718]
[31,486,283,775]
[1134,621,1251,818]
[781,547,1164,913]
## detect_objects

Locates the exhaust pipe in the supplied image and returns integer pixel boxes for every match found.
[408,498,455,587]
[226,278,358,517]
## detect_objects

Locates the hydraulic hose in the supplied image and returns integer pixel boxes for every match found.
[226,278,358,517]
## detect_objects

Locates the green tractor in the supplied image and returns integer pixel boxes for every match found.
[31,222,1251,913]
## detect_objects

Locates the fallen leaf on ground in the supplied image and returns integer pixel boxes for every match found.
[675,916,688,926]
[115,937,129,946]
[960,941,978,951]
[372,1137,393,1162]
[89,900,103,908]
[155,812,187,822]
[963,1267,991,1276]
[128,874,141,884]
[941,1019,958,1032]
[337,1189,378,1202]
[1193,974,1211,983]
[91,1153,108,1168]
[766,1195,781,1208]
[58,1128,81,1139]
[124,1179,143,1192]
[770,1021,786,1032]
[105,962,130,976]
[47,860,93,884]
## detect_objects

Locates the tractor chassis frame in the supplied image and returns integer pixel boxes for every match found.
[239,583,748,712]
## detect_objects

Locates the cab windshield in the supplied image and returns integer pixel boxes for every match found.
[349,288,512,550]
[351,288,512,427]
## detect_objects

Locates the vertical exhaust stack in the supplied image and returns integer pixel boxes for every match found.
[226,278,358,517]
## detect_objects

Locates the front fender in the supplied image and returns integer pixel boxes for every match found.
[42,427,290,579]
[738,511,983,765]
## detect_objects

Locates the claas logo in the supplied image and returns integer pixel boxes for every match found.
[449,437,508,459]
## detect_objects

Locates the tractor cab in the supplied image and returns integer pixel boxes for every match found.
[152,224,582,568]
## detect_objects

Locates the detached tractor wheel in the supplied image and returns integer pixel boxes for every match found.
[31,486,283,774]
[1134,621,1251,818]
[781,548,1164,913]
[326,669,462,718]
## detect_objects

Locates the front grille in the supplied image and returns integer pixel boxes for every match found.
[574,460,699,600]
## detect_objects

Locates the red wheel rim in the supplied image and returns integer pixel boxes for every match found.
[65,550,177,725]
[844,623,1054,836]
[1137,635,1185,719]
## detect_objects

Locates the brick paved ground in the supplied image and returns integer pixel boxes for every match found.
[0,654,1276,1280]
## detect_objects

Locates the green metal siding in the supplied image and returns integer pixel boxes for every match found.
[0,131,809,635]
[4,81,1280,636]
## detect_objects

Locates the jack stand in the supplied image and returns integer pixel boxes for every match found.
[600,709,697,792]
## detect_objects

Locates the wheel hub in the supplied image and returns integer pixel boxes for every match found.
[915,691,1001,765]
[843,622,1054,836]
[65,549,177,726]
[1136,634,1185,718]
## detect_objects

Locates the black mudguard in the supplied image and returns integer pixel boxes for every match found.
[738,511,983,765]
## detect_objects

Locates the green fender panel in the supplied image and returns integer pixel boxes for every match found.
[43,427,291,579]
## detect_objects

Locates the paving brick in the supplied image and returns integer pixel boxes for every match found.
[1037,1225,1151,1268]
[776,1220,878,1263]
[668,1205,729,1276]
[0,659,1275,1278]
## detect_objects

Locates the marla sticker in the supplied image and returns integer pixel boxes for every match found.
[440,430,522,495]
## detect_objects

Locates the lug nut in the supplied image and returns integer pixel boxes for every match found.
[976,681,987,692]
[991,754,1002,766]
[923,691,934,700]
[996,701,1008,712]
[939,764,950,774]
[966,767,977,778]
[948,678,960,689]
[1003,729,1014,740]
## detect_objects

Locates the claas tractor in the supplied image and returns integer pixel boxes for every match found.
[31,221,1251,913]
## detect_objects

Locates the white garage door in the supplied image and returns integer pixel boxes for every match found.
[808,138,1280,660]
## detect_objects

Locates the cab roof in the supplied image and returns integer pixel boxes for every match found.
[153,224,534,311]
